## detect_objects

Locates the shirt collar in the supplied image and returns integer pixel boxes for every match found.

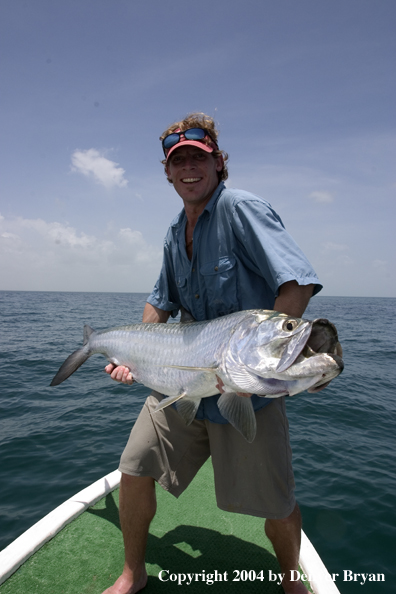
[202,182,226,215]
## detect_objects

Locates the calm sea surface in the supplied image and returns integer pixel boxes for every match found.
[0,292,395,593]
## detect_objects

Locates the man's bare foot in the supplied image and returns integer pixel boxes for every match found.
[282,578,309,594]
[102,568,147,594]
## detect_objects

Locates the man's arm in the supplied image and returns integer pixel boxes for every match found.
[105,303,170,384]
[273,280,314,318]
[142,303,171,323]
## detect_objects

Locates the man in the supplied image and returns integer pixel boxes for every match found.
[103,113,321,594]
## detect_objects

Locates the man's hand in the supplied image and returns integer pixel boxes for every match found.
[216,375,252,398]
[105,364,134,384]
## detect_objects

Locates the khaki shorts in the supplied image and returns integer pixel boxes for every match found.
[119,392,295,520]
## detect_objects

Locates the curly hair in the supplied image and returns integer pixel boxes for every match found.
[160,112,229,183]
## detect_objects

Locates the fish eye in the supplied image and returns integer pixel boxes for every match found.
[283,319,298,332]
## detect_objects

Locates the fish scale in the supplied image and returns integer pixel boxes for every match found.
[88,314,249,398]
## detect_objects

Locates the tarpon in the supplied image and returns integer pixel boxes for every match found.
[50,309,343,442]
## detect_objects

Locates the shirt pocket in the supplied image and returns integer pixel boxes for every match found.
[176,274,188,290]
[200,256,238,315]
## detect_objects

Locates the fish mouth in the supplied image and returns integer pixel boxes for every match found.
[306,353,344,393]
[304,318,344,367]
[303,319,344,392]
[276,317,343,374]
[307,318,342,357]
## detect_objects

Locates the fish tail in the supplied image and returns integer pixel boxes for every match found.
[50,325,95,386]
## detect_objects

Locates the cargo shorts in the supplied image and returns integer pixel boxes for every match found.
[119,392,296,520]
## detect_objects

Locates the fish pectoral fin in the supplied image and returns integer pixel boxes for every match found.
[175,398,201,425]
[153,391,187,413]
[217,393,257,443]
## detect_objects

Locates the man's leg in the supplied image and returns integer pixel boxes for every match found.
[208,399,307,594]
[265,503,308,594]
[103,392,210,594]
[102,474,156,594]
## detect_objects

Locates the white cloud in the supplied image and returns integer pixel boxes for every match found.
[1,231,19,240]
[0,214,162,292]
[309,191,334,203]
[71,148,128,189]
[321,242,349,252]
[337,255,354,266]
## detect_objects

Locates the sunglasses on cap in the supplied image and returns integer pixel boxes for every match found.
[161,128,218,156]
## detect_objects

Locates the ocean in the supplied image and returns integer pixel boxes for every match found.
[0,291,395,593]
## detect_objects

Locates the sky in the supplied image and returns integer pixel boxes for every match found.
[1,0,395,297]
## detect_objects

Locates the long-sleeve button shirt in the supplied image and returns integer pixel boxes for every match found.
[147,182,322,422]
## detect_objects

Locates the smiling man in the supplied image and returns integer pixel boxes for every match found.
[103,113,322,594]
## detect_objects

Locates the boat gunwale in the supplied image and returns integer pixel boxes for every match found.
[0,468,341,594]
[0,469,121,586]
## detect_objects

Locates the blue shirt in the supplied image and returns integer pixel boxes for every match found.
[147,182,322,422]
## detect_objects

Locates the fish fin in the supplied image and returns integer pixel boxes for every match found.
[180,307,196,323]
[175,398,201,425]
[217,393,257,443]
[165,364,218,372]
[50,345,91,386]
[83,325,95,346]
[153,391,187,413]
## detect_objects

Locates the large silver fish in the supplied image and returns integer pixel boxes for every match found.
[50,310,343,442]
